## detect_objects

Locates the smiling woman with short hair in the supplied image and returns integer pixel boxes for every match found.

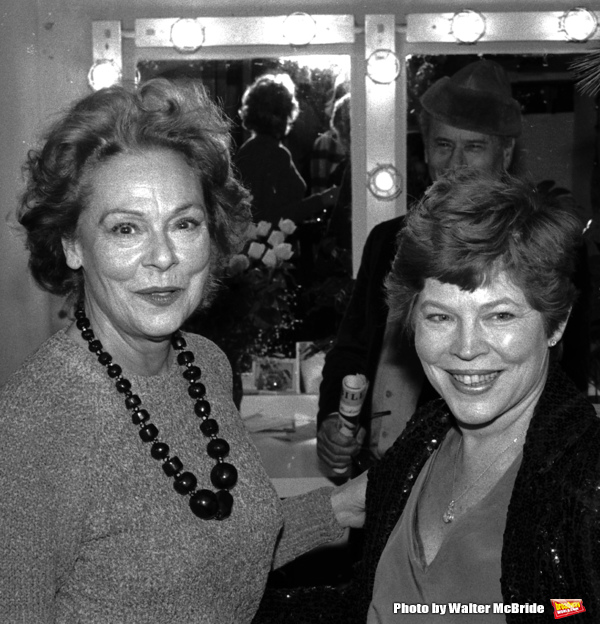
[367,168,600,620]
[256,168,600,623]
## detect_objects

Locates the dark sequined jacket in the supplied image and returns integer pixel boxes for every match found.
[254,365,600,623]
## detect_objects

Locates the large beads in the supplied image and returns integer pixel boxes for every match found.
[139,423,159,442]
[207,438,230,459]
[125,394,141,409]
[73,309,238,523]
[188,382,206,399]
[132,409,150,425]
[163,456,183,477]
[194,400,211,418]
[116,378,132,393]
[211,462,238,489]
[177,351,194,365]
[183,366,201,382]
[88,339,103,353]
[171,333,187,350]
[76,317,90,330]
[200,418,218,437]
[151,441,169,460]
[174,471,197,495]
[98,352,112,366]
[107,363,122,378]
[81,328,94,341]
[190,489,218,519]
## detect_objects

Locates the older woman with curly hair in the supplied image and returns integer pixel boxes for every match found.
[0,78,357,623]
[235,73,337,225]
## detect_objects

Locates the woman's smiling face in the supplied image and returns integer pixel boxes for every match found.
[414,272,566,432]
[62,148,211,344]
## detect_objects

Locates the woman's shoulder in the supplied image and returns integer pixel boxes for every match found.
[181,332,231,372]
[0,328,83,396]
[0,328,104,466]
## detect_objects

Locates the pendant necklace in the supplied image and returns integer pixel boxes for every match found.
[442,434,520,524]
[75,304,238,521]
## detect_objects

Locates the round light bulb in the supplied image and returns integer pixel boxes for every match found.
[170,18,205,53]
[367,164,402,200]
[560,8,598,42]
[366,49,401,84]
[88,59,122,91]
[450,10,486,44]
[283,12,317,47]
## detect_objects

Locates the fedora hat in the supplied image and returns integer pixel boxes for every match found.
[420,59,522,137]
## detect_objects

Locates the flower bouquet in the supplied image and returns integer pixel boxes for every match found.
[190,219,301,386]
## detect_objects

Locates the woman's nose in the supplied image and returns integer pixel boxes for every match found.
[144,230,179,271]
[451,322,488,360]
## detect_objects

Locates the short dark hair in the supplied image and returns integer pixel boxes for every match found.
[238,74,299,139]
[18,78,251,302]
[386,168,582,337]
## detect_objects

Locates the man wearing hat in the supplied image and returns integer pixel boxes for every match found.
[419,59,521,181]
[317,59,589,473]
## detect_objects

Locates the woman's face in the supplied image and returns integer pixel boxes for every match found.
[63,149,211,344]
[414,272,565,432]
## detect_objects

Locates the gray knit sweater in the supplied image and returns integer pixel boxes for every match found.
[0,329,343,623]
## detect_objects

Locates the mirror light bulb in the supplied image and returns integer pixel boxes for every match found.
[450,10,486,44]
[283,13,317,47]
[88,60,122,91]
[366,49,401,84]
[560,8,598,42]
[367,164,402,200]
[170,18,205,53]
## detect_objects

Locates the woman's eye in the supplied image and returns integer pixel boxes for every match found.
[492,312,514,321]
[426,313,450,323]
[176,218,200,230]
[111,223,136,235]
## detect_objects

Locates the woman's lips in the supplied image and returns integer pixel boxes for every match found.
[135,288,183,307]
[448,370,500,394]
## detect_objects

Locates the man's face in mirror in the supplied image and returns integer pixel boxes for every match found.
[424,118,515,181]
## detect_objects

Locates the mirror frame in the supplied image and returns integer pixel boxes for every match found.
[93,12,600,272]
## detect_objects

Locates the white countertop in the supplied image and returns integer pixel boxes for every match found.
[240,393,340,497]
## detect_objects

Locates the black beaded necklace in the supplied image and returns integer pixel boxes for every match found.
[74,305,237,520]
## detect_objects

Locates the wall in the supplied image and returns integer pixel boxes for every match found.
[0,0,53,384]
[1,0,599,384]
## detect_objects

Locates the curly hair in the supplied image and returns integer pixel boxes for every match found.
[386,168,582,337]
[238,74,299,139]
[18,78,252,303]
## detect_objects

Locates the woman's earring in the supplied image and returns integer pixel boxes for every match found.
[549,338,557,347]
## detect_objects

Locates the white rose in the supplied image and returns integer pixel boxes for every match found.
[228,254,250,275]
[261,249,278,267]
[256,221,272,237]
[244,223,258,241]
[274,243,294,261]
[267,230,285,247]
[247,241,266,260]
[278,218,297,235]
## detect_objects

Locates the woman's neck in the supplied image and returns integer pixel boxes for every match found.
[66,313,173,377]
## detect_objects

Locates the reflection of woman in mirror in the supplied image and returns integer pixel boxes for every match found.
[324,94,352,251]
[310,78,350,195]
[235,74,338,226]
